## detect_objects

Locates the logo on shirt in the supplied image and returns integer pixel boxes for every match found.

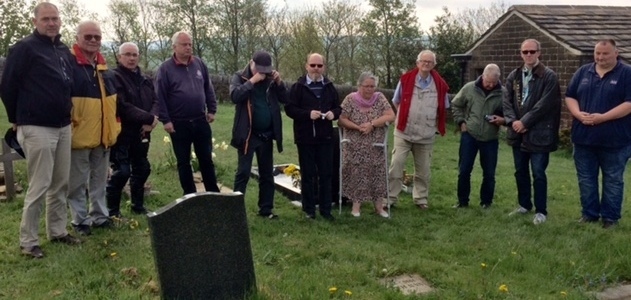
[196,70,203,79]
[610,80,618,85]
[580,78,589,85]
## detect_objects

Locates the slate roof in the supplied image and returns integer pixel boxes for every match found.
[463,5,631,62]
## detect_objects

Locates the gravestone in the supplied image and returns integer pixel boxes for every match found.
[380,274,433,295]
[147,192,256,299]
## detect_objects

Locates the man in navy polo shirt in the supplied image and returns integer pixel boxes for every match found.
[565,39,631,229]
[155,31,220,195]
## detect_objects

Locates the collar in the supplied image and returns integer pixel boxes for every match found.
[306,74,323,84]
[71,44,107,66]
[173,53,192,66]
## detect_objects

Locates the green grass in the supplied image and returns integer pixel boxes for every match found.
[1,103,631,299]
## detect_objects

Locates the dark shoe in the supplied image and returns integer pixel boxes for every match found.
[258,212,279,219]
[51,234,82,245]
[602,220,618,229]
[131,207,149,215]
[20,245,44,259]
[305,213,316,220]
[72,224,91,236]
[452,203,469,208]
[93,219,114,228]
[578,216,599,223]
[321,213,335,221]
[481,203,492,209]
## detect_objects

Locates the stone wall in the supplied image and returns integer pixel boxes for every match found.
[466,15,586,129]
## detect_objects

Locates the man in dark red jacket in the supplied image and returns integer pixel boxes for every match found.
[387,50,449,211]
[106,42,159,218]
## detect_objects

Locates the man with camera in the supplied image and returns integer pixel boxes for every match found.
[286,53,341,221]
[230,50,287,219]
[451,64,505,209]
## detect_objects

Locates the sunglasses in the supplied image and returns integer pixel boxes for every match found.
[521,50,538,55]
[84,34,102,42]
[309,64,324,68]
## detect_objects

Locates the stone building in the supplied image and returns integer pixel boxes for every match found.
[453,5,631,128]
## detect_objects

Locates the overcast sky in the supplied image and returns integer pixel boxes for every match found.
[70,0,630,32]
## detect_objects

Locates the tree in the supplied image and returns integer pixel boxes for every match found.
[428,7,476,90]
[105,0,156,70]
[360,0,423,88]
[283,9,324,81]
[0,0,34,57]
[261,5,291,72]
[451,0,508,38]
[58,0,100,45]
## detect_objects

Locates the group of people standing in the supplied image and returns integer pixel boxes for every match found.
[3,3,630,260]
[452,38,631,229]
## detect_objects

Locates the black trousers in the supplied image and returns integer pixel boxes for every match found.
[106,136,151,216]
[234,134,275,215]
[297,143,333,216]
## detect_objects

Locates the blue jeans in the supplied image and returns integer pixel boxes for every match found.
[298,143,334,216]
[170,118,219,195]
[512,147,550,215]
[233,134,275,215]
[457,132,498,206]
[573,144,631,222]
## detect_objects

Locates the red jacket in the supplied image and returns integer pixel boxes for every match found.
[396,68,449,136]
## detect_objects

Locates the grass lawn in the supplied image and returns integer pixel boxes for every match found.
[1,102,630,299]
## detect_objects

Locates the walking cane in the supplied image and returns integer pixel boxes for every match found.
[373,124,390,218]
[339,126,351,215]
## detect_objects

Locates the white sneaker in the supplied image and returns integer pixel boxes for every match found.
[533,213,547,225]
[508,206,529,216]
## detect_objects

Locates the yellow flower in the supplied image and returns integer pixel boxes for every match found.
[212,137,216,143]
[560,291,567,297]
[511,251,517,255]
[163,136,171,144]
[110,252,117,257]
[329,287,337,294]
[283,164,297,176]
[499,284,508,293]
[222,143,229,150]
[481,263,487,268]
[344,290,352,296]
[212,152,217,159]
[191,151,197,159]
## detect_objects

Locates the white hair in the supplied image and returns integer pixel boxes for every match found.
[171,31,191,44]
[118,42,139,54]
[483,64,501,78]
[357,72,379,86]
[416,50,436,64]
[75,20,100,35]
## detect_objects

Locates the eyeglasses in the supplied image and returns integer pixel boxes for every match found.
[418,60,434,64]
[361,85,376,88]
[122,52,139,57]
[83,34,102,42]
[521,50,538,55]
[309,64,324,68]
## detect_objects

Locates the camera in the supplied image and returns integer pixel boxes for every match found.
[484,115,494,122]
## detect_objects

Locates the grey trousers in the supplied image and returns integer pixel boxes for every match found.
[68,146,110,226]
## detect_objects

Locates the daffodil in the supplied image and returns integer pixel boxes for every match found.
[560,291,567,297]
[499,284,508,293]
[328,287,337,294]
[344,290,352,296]
[212,137,216,143]
[212,152,217,158]
[163,136,171,144]
[283,164,297,175]
[110,252,117,257]
[481,263,487,268]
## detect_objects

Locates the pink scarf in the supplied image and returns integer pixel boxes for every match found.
[351,91,381,109]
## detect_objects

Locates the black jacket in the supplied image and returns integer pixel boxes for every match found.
[286,75,341,144]
[503,62,562,152]
[113,65,159,142]
[229,66,287,154]
[0,30,73,127]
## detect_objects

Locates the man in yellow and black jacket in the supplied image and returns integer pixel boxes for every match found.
[66,21,122,236]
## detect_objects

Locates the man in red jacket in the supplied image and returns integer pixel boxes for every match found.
[387,50,449,211]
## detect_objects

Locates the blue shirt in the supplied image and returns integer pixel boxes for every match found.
[392,74,450,108]
[566,61,631,147]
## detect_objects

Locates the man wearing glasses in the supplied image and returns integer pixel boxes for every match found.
[106,42,159,219]
[503,39,561,225]
[388,50,450,211]
[286,53,341,221]
[67,20,123,236]
[1,2,81,258]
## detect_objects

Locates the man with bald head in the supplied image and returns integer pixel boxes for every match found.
[1,2,81,258]
[286,53,341,221]
[106,42,159,218]
[451,64,505,209]
[67,20,121,236]
[504,38,561,225]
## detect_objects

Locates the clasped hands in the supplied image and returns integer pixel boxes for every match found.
[577,112,604,126]
[310,110,334,120]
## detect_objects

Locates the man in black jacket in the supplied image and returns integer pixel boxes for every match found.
[106,42,159,218]
[0,2,81,258]
[503,39,562,225]
[286,53,341,221]
[230,50,287,219]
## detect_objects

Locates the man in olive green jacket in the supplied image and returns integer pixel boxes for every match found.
[451,64,506,208]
